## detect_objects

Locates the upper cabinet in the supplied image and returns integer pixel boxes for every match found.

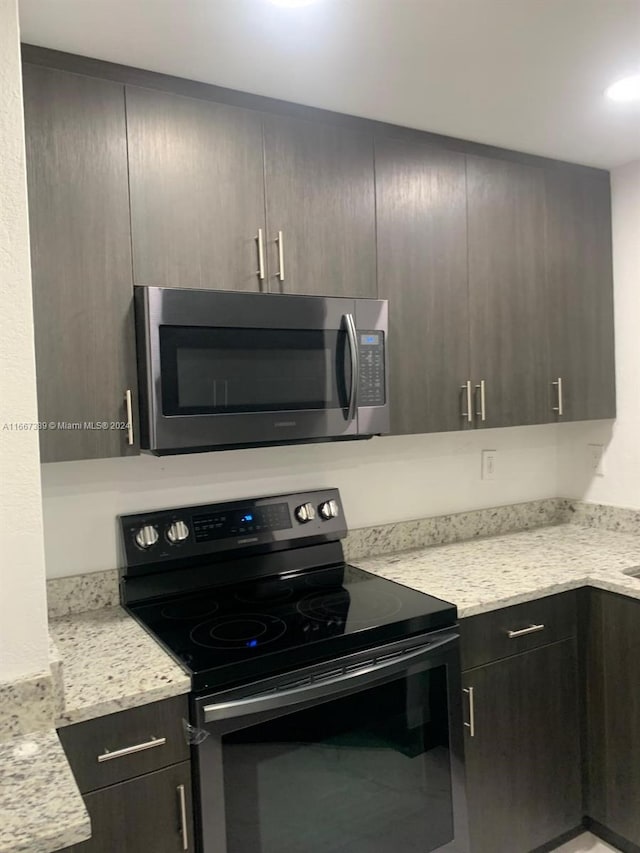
[262,115,377,297]
[22,51,617,462]
[466,155,550,429]
[375,137,470,434]
[126,86,267,292]
[23,64,138,463]
[545,171,616,421]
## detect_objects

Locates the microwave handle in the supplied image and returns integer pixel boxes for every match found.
[344,313,359,421]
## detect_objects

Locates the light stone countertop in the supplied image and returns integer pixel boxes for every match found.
[355,523,640,617]
[50,606,190,727]
[46,522,640,731]
[0,730,90,853]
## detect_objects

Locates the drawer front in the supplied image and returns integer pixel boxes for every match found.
[58,695,189,793]
[460,591,577,670]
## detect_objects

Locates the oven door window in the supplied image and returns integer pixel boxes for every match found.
[159,326,349,415]
[221,666,454,853]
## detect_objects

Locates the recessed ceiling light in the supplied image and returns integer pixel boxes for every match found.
[605,74,640,103]
[268,0,319,6]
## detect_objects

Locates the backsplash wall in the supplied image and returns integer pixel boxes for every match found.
[41,424,561,578]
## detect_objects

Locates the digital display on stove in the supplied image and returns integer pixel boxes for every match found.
[192,502,291,542]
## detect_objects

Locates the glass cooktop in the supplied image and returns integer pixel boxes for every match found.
[128,565,456,692]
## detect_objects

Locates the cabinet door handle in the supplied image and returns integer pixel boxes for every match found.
[97,735,166,762]
[177,784,189,851]
[463,687,475,738]
[552,377,564,416]
[475,380,486,422]
[275,230,285,282]
[256,228,266,283]
[460,381,473,424]
[507,623,545,639]
[124,389,134,446]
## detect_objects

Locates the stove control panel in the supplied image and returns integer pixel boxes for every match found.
[120,488,346,568]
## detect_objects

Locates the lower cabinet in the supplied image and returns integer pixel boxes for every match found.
[58,696,194,852]
[64,762,194,853]
[461,594,582,853]
[585,589,640,848]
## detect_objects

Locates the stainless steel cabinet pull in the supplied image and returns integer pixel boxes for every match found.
[475,380,486,422]
[124,389,134,446]
[256,228,265,282]
[463,687,475,738]
[275,230,285,282]
[177,784,189,851]
[460,381,473,423]
[507,623,545,639]
[97,735,166,762]
[552,377,564,416]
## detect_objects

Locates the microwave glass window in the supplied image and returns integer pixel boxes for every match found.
[160,326,349,415]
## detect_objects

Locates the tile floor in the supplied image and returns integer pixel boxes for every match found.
[552,832,621,852]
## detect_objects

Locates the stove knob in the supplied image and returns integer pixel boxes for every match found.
[319,499,339,520]
[167,520,190,544]
[295,502,316,524]
[135,524,159,549]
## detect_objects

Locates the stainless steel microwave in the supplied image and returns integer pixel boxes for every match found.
[134,286,389,454]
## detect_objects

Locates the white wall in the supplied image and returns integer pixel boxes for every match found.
[41,424,560,577]
[0,0,50,678]
[558,159,640,508]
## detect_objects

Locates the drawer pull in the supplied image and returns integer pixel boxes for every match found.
[97,735,166,762]
[507,623,545,639]
[177,784,189,850]
[463,687,475,738]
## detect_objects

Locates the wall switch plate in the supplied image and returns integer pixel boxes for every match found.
[587,444,605,477]
[481,449,497,480]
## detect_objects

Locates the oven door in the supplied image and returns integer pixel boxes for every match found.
[193,632,469,853]
[135,286,388,453]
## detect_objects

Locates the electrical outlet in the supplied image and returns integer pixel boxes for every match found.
[587,444,605,477]
[481,449,497,481]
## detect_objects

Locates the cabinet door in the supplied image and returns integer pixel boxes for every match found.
[586,591,640,844]
[463,640,581,853]
[23,64,138,463]
[467,155,549,428]
[263,114,376,297]
[126,86,266,291]
[545,171,616,421]
[64,762,194,853]
[376,137,470,434]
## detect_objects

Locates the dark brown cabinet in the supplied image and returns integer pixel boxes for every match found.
[59,697,193,853]
[545,171,616,422]
[466,155,550,428]
[22,64,138,463]
[22,49,617,462]
[126,86,267,292]
[375,137,470,434]
[462,639,582,853]
[263,114,376,297]
[64,762,194,853]
[584,590,640,847]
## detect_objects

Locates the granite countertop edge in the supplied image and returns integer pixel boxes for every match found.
[0,729,90,853]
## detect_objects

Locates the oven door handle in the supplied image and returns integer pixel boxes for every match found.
[202,633,457,724]
[343,313,359,422]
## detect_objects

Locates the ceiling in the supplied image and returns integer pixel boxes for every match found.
[18,0,640,169]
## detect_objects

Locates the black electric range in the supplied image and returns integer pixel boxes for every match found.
[119,488,457,693]
[119,489,469,853]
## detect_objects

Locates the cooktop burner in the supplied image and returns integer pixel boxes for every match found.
[128,564,456,692]
[191,613,288,650]
[297,587,402,626]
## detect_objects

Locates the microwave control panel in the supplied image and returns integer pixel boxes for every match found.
[358,332,386,406]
